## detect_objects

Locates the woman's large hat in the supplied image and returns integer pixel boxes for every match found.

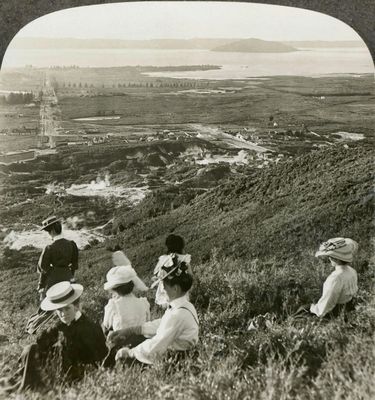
[41,281,84,311]
[315,237,358,263]
[150,254,190,289]
[104,265,148,291]
[40,215,59,231]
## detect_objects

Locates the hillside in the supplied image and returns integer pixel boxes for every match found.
[212,38,297,53]
[0,142,374,399]
[113,143,374,273]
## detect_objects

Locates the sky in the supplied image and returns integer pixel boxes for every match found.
[15,1,361,42]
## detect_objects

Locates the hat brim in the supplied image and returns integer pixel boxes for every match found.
[104,276,148,292]
[315,250,353,263]
[41,284,83,311]
[150,264,180,289]
[40,220,59,231]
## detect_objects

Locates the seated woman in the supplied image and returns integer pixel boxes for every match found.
[1,282,107,393]
[310,237,358,317]
[103,263,150,333]
[108,260,199,365]
[153,234,192,307]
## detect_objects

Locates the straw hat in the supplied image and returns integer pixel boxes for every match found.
[41,281,83,311]
[104,265,148,291]
[40,216,59,231]
[315,238,358,263]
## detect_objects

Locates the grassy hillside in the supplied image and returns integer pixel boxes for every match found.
[114,143,374,273]
[0,142,374,399]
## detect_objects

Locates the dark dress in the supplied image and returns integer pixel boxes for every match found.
[37,238,79,292]
[3,314,107,392]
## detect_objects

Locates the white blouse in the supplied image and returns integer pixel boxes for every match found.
[129,295,199,364]
[103,294,150,331]
[310,265,358,317]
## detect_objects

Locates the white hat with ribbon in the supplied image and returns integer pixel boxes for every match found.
[41,281,84,311]
[104,265,148,291]
[315,237,358,263]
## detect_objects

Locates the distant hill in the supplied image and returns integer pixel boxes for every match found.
[10,37,365,51]
[211,38,297,53]
[284,40,367,48]
[10,37,236,50]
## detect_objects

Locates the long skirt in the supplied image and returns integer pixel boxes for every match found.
[102,334,147,368]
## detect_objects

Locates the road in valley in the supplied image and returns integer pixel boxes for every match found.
[39,76,61,148]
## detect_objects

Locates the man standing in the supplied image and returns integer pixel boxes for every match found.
[37,216,79,299]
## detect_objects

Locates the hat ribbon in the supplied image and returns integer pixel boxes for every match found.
[322,239,346,251]
[50,288,75,304]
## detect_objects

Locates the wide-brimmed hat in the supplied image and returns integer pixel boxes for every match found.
[150,254,189,289]
[41,215,59,231]
[41,281,83,311]
[315,237,358,263]
[104,265,148,291]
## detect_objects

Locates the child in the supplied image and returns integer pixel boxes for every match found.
[0,282,107,393]
[103,263,150,333]
[110,261,199,365]
[153,234,191,307]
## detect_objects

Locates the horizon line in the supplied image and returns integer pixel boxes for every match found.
[14,37,364,42]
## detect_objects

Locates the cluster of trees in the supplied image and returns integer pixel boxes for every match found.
[0,92,34,105]
[58,80,209,89]
[62,82,95,88]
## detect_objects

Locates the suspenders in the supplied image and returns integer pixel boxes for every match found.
[178,306,199,326]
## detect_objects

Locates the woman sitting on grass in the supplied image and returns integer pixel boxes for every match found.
[153,234,192,308]
[103,263,150,334]
[107,258,199,366]
[101,261,150,367]
[0,282,107,394]
[308,237,358,318]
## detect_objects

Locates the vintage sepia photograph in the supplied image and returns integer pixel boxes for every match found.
[0,1,374,398]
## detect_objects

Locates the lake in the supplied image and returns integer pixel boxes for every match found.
[2,47,373,79]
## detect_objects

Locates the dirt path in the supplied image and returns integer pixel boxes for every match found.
[190,124,270,153]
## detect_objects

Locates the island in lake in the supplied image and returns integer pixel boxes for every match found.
[212,38,298,53]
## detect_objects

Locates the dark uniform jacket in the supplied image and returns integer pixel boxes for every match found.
[3,313,109,392]
[37,237,79,290]
[36,313,107,375]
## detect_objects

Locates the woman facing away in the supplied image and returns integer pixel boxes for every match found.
[153,234,192,307]
[101,256,150,367]
[108,260,199,366]
[102,262,150,334]
[309,237,359,318]
[37,216,79,300]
